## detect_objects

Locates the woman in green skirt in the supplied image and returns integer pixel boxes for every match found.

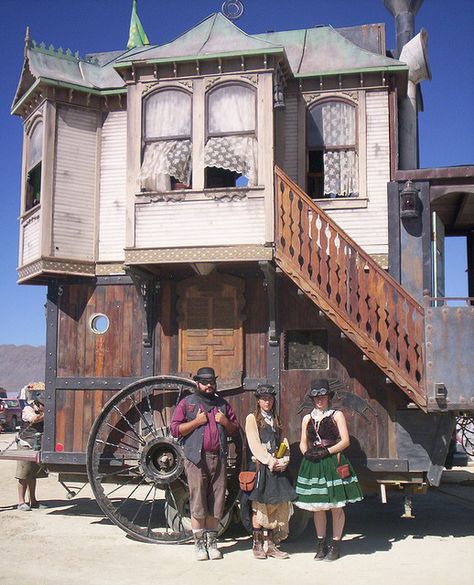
[295,379,363,561]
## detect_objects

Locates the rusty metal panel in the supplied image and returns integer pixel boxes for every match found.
[425,305,474,411]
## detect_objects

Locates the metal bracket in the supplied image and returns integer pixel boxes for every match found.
[126,266,157,348]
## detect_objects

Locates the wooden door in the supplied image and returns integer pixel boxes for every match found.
[177,274,245,389]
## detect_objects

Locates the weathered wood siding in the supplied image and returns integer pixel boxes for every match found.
[52,105,98,260]
[323,90,390,256]
[98,111,127,261]
[135,197,266,248]
[279,83,300,183]
[56,283,143,378]
[278,276,391,459]
[21,209,41,265]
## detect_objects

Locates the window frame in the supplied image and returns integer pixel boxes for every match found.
[24,117,44,212]
[142,87,193,145]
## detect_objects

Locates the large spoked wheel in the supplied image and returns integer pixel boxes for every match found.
[86,376,242,544]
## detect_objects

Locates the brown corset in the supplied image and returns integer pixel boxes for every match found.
[307,412,340,447]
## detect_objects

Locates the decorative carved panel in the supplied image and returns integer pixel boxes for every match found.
[177,274,245,390]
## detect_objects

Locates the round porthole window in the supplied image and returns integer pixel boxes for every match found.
[90,313,110,335]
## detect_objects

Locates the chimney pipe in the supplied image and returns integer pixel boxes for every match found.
[384,0,424,58]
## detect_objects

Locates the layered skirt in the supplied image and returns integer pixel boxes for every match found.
[295,452,363,511]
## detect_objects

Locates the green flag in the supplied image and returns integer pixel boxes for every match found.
[127,0,150,49]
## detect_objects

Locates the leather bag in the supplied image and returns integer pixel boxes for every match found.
[336,452,350,479]
[239,471,256,492]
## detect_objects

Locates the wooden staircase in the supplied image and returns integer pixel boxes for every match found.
[274,166,426,408]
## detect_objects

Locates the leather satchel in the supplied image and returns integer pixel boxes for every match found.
[336,452,351,479]
[239,470,256,492]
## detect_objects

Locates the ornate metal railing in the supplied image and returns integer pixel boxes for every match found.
[274,166,425,407]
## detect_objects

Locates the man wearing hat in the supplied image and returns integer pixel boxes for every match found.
[171,367,239,560]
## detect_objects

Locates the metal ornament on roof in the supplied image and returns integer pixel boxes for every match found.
[222,1,244,20]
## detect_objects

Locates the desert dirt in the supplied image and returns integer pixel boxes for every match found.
[0,431,473,585]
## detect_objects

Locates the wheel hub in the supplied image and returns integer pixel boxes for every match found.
[139,436,184,485]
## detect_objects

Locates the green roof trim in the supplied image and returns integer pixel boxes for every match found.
[295,64,409,78]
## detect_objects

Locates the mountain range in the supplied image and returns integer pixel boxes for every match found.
[0,344,45,396]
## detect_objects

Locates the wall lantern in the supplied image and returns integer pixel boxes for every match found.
[400,180,419,218]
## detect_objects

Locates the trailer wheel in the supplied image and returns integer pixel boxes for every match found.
[86,376,241,544]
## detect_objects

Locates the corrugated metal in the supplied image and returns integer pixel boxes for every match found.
[324,91,390,255]
[53,105,97,260]
[135,198,265,247]
[98,111,127,261]
[22,210,41,265]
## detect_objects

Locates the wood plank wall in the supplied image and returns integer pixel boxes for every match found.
[53,105,98,261]
[56,283,143,378]
[98,111,127,261]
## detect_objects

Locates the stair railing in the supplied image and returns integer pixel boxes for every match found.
[275,166,425,407]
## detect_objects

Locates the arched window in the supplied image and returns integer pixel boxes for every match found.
[307,100,358,199]
[204,83,257,188]
[140,89,192,191]
[25,120,43,210]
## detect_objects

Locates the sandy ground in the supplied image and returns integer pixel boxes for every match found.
[0,432,473,585]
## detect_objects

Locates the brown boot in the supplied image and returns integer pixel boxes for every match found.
[252,529,267,559]
[266,530,290,559]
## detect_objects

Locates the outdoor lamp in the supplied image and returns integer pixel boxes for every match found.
[400,180,419,218]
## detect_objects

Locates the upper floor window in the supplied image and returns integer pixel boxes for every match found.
[204,83,257,188]
[25,121,43,211]
[307,100,358,199]
[140,89,192,191]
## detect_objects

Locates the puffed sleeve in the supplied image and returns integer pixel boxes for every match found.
[245,413,276,470]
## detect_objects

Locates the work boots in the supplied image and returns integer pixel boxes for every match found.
[266,530,290,559]
[314,537,328,560]
[206,530,223,560]
[325,540,341,561]
[193,529,208,561]
[252,528,267,559]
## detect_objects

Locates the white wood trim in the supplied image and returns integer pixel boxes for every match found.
[258,73,274,243]
[41,101,56,258]
[358,90,367,199]
[126,84,140,248]
[192,78,205,191]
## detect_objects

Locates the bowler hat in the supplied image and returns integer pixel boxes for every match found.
[193,367,217,383]
[308,379,334,398]
[255,383,276,398]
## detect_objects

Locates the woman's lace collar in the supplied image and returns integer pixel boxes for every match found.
[310,408,334,424]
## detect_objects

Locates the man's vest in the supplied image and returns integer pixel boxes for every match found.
[180,393,229,465]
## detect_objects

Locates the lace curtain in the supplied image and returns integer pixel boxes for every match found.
[204,136,257,186]
[140,140,192,191]
[322,102,358,197]
[308,101,358,198]
[205,84,257,185]
[141,90,192,191]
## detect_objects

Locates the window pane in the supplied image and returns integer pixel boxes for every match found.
[28,122,43,169]
[308,101,355,148]
[286,330,328,370]
[145,90,191,138]
[208,85,255,134]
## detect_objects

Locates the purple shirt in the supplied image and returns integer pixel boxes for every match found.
[170,397,239,453]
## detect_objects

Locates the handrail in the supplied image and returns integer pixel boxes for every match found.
[274,166,425,407]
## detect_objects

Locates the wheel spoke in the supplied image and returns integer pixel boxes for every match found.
[111,406,146,445]
[128,394,158,439]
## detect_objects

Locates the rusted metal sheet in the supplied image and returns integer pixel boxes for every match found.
[425,304,474,411]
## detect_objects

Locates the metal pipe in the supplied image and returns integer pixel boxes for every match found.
[384,0,424,58]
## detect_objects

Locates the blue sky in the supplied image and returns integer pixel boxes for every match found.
[0,0,473,346]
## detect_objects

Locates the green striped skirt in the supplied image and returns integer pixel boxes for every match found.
[295,452,363,511]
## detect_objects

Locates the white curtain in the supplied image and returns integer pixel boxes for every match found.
[28,121,43,169]
[208,85,256,133]
[322,102,358,197]
[140,140,192,191]
[204,136,257,186]
[145,90,191,138]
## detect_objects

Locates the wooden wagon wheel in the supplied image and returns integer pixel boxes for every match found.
[86,376,242,544]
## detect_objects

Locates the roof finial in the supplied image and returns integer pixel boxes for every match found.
[221,1,244,21]
[127,0,150,50]
[24,26,31,58]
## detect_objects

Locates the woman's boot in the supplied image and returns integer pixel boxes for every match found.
[325,540,340,561]
[314,537,328,560]
[193,529,208,561]
[252,528,267,559]
[206,530,223,560]
[266,530,290,559]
